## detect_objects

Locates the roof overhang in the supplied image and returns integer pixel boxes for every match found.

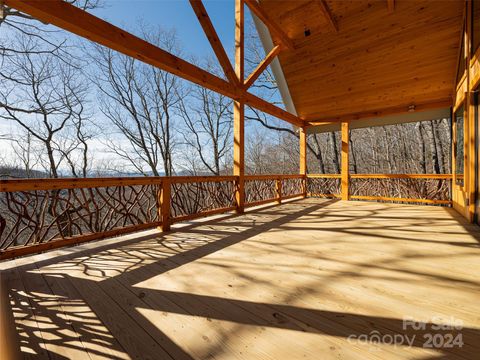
[251,12,297,116]
[306,107,451,134]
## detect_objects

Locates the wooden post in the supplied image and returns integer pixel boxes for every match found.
[0,276,22,360]
[234,102,245,213]
[465,6,476,222]
[159,178,171,231]
[276,176,282,204]
[234,0,245,213]
[341,121,350,200]
[299,126,307,197]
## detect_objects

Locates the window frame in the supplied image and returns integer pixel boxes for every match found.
[454,103,465,187]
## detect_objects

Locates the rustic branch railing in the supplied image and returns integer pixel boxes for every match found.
[0,174,452,260]
[349,174,452,205]
[0,177,163,259]
[0,175,305,260]
[244,175,304,208]
[170,176,237,223]
[307,174,452,205]
[307,174,341,198]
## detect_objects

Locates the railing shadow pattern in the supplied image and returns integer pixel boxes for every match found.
[0,174,452,259]
[0,175,305,259]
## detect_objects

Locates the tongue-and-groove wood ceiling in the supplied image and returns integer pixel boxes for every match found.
[258,0,464,122]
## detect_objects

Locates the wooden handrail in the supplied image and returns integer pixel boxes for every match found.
[0,176,165,192]
[170,175,237,183]
[307,174,452,179]
[307,174,341,178]
[244,174,304,180]
[349,174,453,179]
[0,176,241,192]
[0,174,305,192]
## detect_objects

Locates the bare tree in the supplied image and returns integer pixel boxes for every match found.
[245,127,298,174]
[0,1,101,54]
[3,131,43,178]
[90,27,182,176]
[348,120,451,174]
[0,34,92,178]
[178,62,233,175]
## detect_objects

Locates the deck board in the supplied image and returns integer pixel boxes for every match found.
[2,199,479,359]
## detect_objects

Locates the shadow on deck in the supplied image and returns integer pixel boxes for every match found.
[2,199,479,359]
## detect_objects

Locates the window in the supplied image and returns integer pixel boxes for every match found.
[472,0,480,55]
[455,104,465,186]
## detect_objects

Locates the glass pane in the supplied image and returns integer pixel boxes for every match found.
[455,104,465,186]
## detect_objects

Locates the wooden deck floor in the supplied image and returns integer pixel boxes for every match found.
[1,199,479,360]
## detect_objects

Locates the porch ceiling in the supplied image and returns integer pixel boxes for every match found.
[258,0,464,123]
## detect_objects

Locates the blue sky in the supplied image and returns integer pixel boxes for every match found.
[0,0,285,174]
[92,0,237,61]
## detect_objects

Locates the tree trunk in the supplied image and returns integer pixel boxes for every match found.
[311,134,326,173]
[45,141,58,178]
[433,119,446,173]
[426,121,441,173]
[330,132,340,173]
[417,123,427,173]
[349,138,358,174]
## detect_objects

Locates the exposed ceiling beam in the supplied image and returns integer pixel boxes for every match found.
[244,93,302,126]
[189,0,238,86]
[4,0,303,127]
[387,0,395,13]
[316,0,338,33]
[244,0,295,51]
[244,44,281,89]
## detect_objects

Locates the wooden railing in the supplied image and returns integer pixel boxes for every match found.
[306,174,341,198]
[0,177,163,260]
[244,174,305,207]
[0,175,305,260]
[0,173,451,260]
[307,174,452,205]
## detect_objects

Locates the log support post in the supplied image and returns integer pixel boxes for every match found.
[234,101,245,213]
[299,126,307,197]
[159,178,171,232]
[341,121,350,200]
[234,0,245,213]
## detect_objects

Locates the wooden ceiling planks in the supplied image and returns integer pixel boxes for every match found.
[259,0,464,122]
[315,0,338,33]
